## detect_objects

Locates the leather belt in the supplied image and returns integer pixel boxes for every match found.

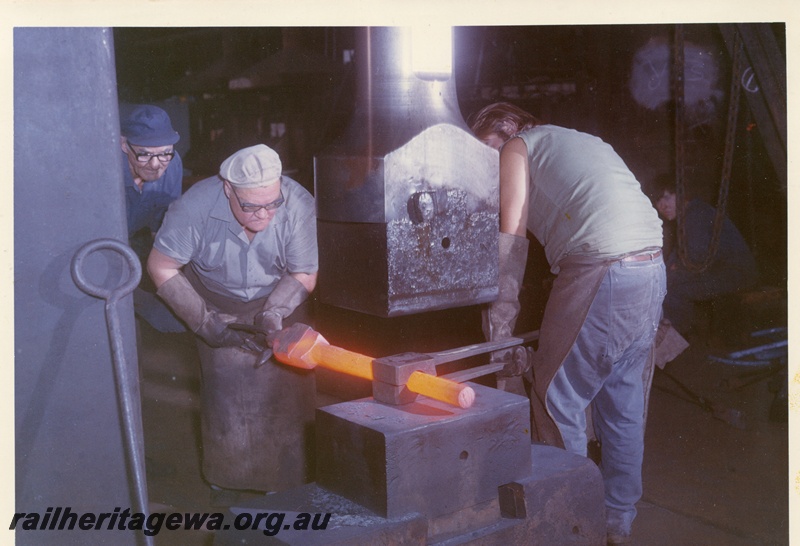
[621,249,662,262]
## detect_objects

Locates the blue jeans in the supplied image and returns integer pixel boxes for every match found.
[546,255,666,534]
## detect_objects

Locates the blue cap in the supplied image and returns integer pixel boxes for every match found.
[121,105,180,147]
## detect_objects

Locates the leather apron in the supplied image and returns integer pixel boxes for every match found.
[185,266,316,492]
[530,253,658,448]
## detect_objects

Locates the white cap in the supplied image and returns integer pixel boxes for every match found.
[219,144,282,188]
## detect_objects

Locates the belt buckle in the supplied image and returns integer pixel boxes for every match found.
[622,249,660,263]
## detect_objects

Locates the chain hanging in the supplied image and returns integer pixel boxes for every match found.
[674,24,687,255]
[674,25,743,272]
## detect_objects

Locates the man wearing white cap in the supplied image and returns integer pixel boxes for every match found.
[147,143,318,496]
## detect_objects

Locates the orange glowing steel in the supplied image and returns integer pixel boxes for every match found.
[313,344,374,381]
[407,371,475,409]
[273,323,477,408]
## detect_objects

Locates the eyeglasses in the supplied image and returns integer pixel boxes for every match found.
[230,185,285,213]
[129,146,175,164]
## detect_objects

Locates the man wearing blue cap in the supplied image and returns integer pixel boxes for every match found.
[147,143,318,498]
[121,104,185,332]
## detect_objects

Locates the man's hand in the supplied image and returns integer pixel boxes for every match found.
[494,345,533,378]
[196,311,256,349]
[254,310,282,344]
[224,322,274,367]
[248,311,281,368]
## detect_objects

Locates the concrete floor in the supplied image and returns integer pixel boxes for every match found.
[136,310,789,545]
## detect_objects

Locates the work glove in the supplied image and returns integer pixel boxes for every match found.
[496,345,534,378]
[156,273,253,349]
[251,275,310,368]
[483,233,530,384]
[196,312,255,349]
[253,309,283,345]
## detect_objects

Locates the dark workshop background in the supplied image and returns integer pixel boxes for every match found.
[113,25,787,299]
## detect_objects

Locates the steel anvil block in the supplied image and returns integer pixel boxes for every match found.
[316,383,531,519]
[371,352,437,405]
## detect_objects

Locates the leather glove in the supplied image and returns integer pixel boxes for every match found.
[496,346,534,378]
[483,233,530,387]
[251,275,310,367]
[254,309,283,345]
[196,312,255,349]
[156,273,253,349]
[254,276,309,334]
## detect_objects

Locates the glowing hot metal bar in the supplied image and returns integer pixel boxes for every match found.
[274,325,375,381]
[407,368,475,408]
[272,323,477,408]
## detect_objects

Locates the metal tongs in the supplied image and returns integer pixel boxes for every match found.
[228,322,273,368]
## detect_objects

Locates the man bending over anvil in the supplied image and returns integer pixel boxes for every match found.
[147,143,318,496]
[470,102,665,545]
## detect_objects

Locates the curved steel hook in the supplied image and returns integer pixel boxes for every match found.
[70,238,153,546]
[71,238,141,302]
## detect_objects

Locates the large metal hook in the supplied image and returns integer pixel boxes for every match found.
[71,238,141,302]
[71,238,153,546]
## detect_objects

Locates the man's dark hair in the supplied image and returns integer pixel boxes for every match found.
[648,173,676,203]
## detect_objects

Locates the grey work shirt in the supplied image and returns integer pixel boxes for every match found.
[154,175,318,302]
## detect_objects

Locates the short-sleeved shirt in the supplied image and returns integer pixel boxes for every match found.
[516,125,662,273]
[153,175,318,302]
[124,151,183,236]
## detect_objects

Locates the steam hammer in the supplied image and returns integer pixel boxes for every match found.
[272,323,539,409]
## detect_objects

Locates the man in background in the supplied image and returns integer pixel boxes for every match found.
[651,174,759,336]
[120,104,185,332]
